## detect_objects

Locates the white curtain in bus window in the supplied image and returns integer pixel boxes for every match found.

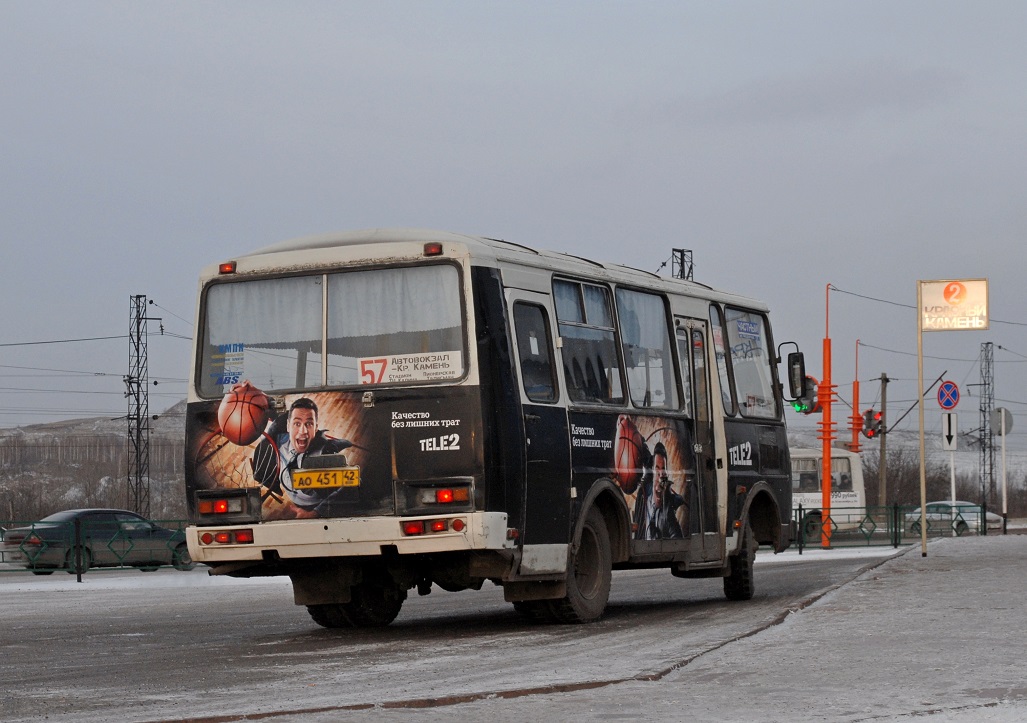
[792,457,819,492]
[615,288,678,409]
[723,308,777,419]
[553,279,623,404]
[202,275,323,397]
[325,265,463,385]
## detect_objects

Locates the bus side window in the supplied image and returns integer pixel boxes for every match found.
[615,288,678,409]
[833,457,853,491]
[553,279,624,405]
[708,304,734,415]
[513,302,557,403]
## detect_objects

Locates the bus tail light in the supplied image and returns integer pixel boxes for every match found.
[194,488,261,525]
[403,521,426,536]
[401,518,465,536]
[199,529,254,545]
[418,487,471,505]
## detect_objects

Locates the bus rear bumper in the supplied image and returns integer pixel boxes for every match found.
[186,511,512,565]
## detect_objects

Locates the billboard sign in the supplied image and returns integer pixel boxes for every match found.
[920,279,989,332]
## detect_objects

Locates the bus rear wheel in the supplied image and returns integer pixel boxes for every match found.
[547,508,612,624]
[307,571,407,628]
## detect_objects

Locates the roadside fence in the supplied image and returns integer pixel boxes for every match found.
[794,503,997,553]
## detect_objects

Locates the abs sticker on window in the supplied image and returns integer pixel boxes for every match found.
[210,343,245,387]
[359,351,463,384]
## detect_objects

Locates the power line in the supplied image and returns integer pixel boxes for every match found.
[0,335,126,347]
[831,286,1027,327]
[148,300,193,327]
[0,331,189,348]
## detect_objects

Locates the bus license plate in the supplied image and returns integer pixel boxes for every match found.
[291,467,360,489]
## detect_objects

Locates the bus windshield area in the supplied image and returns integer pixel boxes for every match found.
[198,264,464,397]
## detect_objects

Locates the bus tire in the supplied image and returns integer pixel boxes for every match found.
[724,520,756,601]
[548,508,611,624]
[802,513,822,542]
[512,600,552,622]
[307,604,349,628]
[319,571,407,628]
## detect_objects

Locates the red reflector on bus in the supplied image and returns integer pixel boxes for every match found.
[430,519,448,533]
[451,519,465,532]
[423,242,443,256]
[200,532,214,545]
[403,521,426,536]
[218,261,237,274]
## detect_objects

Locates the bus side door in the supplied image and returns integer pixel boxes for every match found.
[508,293,571,557]
[676,318,723,563]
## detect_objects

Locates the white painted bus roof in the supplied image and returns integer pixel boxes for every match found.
[229,227,767,311]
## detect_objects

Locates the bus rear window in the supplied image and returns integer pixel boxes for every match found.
[199,264,464,396]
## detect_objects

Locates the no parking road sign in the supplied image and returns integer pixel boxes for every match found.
[937,380,959,410]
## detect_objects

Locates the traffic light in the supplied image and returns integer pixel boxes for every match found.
[862,409,884,438]
[791,375,821,414]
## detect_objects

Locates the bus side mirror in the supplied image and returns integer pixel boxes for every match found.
[787,352,806,398]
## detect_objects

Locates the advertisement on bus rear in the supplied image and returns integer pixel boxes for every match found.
[186,384,482,520]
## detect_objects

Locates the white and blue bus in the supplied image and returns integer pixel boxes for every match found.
[184,229,806,627]
[791,446,867,539]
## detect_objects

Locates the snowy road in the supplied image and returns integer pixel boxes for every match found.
[0,548,896,722]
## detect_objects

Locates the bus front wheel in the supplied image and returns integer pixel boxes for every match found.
[724,520,756,601]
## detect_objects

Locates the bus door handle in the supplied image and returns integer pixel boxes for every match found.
[524,413,541,422]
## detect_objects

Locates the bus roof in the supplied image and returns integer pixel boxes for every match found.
[222,227,768,311]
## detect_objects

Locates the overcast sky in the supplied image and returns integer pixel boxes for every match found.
[2,1,1025,450]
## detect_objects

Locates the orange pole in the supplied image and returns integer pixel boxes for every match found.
[820,284,836,547]
[851,340,862,454]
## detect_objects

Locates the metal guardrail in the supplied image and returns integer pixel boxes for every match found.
[793,503,995,552]
[0,518,193,578]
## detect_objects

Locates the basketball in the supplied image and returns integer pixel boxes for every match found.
[613,415,645,493]
[218,382,271,446]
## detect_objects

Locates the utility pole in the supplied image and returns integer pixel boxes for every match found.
[878,373,889,506]
[125,295,159,517]
[979,341,994,508]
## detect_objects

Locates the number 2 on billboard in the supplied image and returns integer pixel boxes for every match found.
[360,358,388,384]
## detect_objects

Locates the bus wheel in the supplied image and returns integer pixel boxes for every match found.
[548,508,612,624]
[512,600,553,622]
[346,572,406,626]
[307,604,349,628]
[724,520,756,601]
[308,571,408,628]
[802,513,822,542]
